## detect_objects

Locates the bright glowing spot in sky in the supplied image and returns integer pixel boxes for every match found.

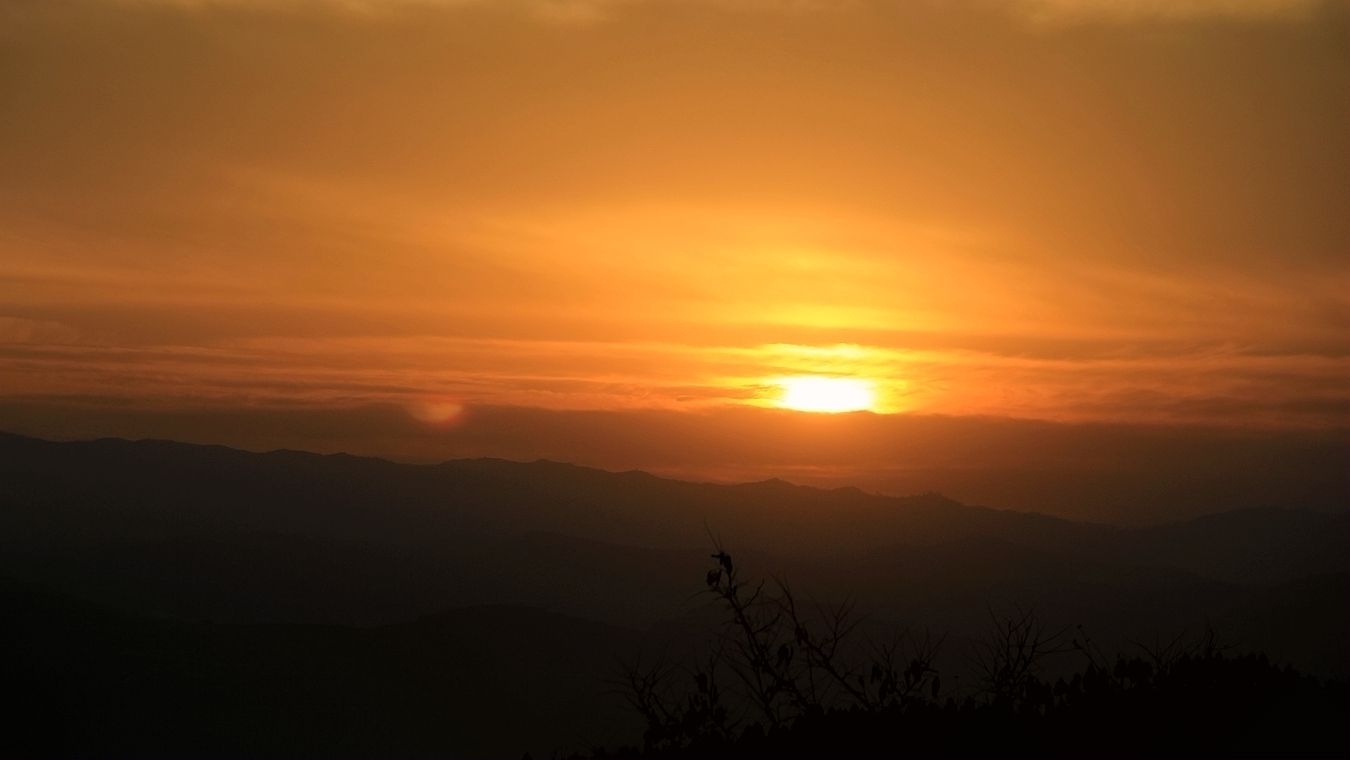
[407,400,465,426]
[776,376,876,413]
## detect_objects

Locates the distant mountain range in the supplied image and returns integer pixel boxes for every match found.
[2,431,1345,755]
[3,431,1343,580]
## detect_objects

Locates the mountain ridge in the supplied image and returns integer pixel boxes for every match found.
[3,431,1342,576]
[1,431,1344,643]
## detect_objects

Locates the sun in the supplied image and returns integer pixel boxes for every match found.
[775,376,876,413]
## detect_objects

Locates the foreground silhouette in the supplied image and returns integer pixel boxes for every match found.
[608,550,1348,758]
[1,433,1345,757]
[0,577,644,759]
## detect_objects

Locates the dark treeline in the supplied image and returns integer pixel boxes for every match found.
[608,653,1345,759]
[3,557,1346,759]
[600,550,1348,759]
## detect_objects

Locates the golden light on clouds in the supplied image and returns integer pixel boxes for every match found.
[0,0,1344,450]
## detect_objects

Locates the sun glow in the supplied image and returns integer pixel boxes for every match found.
[776,376,877,413]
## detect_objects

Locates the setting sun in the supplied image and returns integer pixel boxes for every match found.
[776,376,876,413]
[0,1,1344,755]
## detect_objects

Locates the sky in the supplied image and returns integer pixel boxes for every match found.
[1,0,1346,522]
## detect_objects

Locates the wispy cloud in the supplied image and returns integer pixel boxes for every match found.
[93,0,1326,23]
[2,334,1344,429]
[96,0,618,24]
[0,318,80,345]
[1,0,1343,442]
[1019,0,1323,27]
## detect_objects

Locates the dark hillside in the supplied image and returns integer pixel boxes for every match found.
[5,432,1343,582]
[0,432,1115,556]
[1107,508,1350,586]
[1,432,1344,678]
[0,576,644,758]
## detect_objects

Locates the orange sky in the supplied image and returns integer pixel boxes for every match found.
[1,1,1347,497]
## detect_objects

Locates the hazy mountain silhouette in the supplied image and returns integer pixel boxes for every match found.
[2,431,1346,755]
[4,432,1343,572]
[2,432,1068,553]
[3,430,1344,627]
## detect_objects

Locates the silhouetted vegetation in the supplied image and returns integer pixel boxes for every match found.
[2,434,1346,757]
[609,549,1349,758]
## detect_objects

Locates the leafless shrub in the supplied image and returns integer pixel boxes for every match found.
[622,540,948,751]
[968,606,1071,708]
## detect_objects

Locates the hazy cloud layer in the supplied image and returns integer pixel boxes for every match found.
[1,0,1345,496]
[1,335,1345,428]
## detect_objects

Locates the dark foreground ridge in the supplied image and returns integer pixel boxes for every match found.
[0,576,644,759]
[608,651,1348,759]
[4,565,1345,759]
[1,432,1346,756]
[597,552,1348,759]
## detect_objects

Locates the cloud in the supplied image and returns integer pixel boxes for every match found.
[89,0,1326,24]
[92,0,617,24]
[0,333,1344,429]
[0,0,1343,452]
[1019,0,1323,27]
[0,318,80,345]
